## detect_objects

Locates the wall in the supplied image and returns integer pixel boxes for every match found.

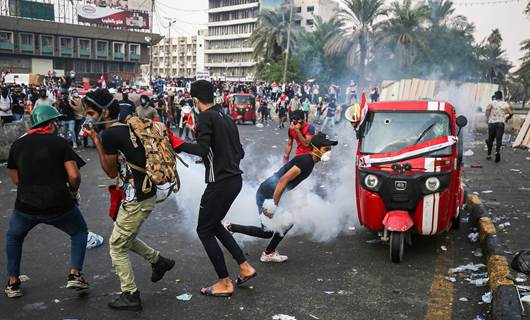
[0,121,29,161]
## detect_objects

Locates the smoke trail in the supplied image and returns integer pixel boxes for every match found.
[172,122,359,243]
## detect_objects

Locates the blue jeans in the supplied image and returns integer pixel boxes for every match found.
[6,207,88,277]
[320,116,335,134]
[61,120,76,145]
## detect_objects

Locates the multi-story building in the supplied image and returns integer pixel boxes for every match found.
[152,35,199,78]
[292,0,339,31]
[205,0,260,81]
[0,2,160,83]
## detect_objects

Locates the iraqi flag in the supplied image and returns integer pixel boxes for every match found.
[98,73,106,89]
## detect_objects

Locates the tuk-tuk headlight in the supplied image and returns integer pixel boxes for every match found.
[425,177,440,192]
[364,174,379,190]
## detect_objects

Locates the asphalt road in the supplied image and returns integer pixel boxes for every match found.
[0,123,493,320]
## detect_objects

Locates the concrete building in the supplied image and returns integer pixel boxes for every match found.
[152,35,199,78]
[293,0,339,31]
[196,29,207,74]
[0,15,160,83]
[205,0,260,81]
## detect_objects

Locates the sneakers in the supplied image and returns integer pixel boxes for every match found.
[108,290,142,311]
[151,255,175,283]
[66,273,89,290]
[495,153,501,163]
[486,154,492,160]
[4,280,22,298]
[260,251,288,263]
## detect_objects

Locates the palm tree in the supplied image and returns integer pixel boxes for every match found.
[426,0,455,28]
[479,29,512,90]
[377,0,429,68]
[249,9,298,64]
[325,0,387,87]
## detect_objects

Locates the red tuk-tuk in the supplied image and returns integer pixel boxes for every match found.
[347,101,468,263]
[229,93,256,125]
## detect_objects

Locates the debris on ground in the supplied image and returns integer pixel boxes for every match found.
[448,263,486,274]
[481,291,492,304]
[459,297,469,302]
[256,123,264,128]
[481,190,493,194]
[19,275,30,282]
[272,145,277,148]
[53,299,60,303]
[86,232,104,249]
[464,150,474,156]
[471,163,483,169]
[366,239,384,244]
[498,222,511,229]
[176,293,192,301]
[441,245,447,251]
[466,277,489,287]
[515,273,528,283]
[474,315,486,320]
[472,249,483,257]
[175,279,181,283]
[309,314,319,320]
[510,169,521,173]
[272,314,297,320]
[445,276,457,283]
[323,291,335,295]
[468,232,479,243]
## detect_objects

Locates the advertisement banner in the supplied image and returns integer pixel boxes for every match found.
[85,0,151,11]
[77,4,149,29]
[196,70,211,81]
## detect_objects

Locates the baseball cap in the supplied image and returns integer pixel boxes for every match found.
[311,132,338,148]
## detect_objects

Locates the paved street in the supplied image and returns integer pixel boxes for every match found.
[0,125,512,320]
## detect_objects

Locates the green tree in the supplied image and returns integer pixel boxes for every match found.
[260,54,303,83]
[377,0,429,68]
[249,8,299,72]
[478,29,512,90]
[325,0,387,87]
[297,17,350,86]
[512,39,530,108]
[426,0,455,28]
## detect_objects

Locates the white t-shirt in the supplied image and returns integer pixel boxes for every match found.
[0,95,12,116]
[487,100,509,124]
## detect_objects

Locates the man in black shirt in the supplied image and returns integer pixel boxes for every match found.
[167,80,256,297]
[226,133,338,263]
[83,89,174,311]
[5,104,89,298]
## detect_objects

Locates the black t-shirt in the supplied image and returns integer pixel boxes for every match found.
[11,93,25,115]
[7,134,78,215]
[59,99,75,121]
[101,126,157,202]
[257,154,315,199]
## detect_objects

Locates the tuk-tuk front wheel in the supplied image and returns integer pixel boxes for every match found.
[390,231,405,263]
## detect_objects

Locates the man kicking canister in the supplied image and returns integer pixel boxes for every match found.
[225,132,338,262]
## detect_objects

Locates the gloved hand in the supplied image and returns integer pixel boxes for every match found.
[262,199,277,219]
[166,127,185,150]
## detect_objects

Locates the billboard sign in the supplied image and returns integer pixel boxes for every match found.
[196,70,211,81]
[85,0,150,11]
[77,4,149,29]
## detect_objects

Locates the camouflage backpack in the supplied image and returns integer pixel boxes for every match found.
[125,116,185,199]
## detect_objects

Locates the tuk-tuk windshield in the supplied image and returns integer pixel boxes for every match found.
[234,95,251,105]
[360,111,451,155]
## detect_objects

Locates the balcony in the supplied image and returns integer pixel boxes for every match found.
[130,53,140,60]
[41,46,53,54]
[208,17,257,27]
[61,47,73,55]
[208,2,258,14]
[205,33,252,41]
[20,44,34,52]
[79,49,91,57]
[205,47,253,54]
[0,42,14,50]
[96,50,108,58]
[114,52,124,59]
[204,61,256,68]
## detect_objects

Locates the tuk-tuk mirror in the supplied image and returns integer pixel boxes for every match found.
[456,115,468,128]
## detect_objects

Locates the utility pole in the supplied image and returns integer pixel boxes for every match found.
[166,19,176,79]
[149,0,154,87]
[282,0,293,84]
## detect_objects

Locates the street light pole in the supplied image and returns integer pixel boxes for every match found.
[149,0,155,86]
[166,19,176,79]
[282,0,293,84]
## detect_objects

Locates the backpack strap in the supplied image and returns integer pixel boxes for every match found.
[125,161,152,193]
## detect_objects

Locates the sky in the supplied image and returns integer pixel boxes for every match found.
[153,0,530,67]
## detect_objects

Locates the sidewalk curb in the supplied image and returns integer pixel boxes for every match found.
[466,194,523,320]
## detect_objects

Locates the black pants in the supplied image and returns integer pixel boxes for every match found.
[230,191,294,254]
[197,175,246,279]
[486,122,504,155]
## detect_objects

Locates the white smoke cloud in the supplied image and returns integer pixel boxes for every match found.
[171,122,359,243]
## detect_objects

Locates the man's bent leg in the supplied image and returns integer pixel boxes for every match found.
[6,210,38,277]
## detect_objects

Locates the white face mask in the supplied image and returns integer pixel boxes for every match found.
[320,151,331,162]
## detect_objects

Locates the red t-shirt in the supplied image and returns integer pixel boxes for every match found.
[288,123,316,156]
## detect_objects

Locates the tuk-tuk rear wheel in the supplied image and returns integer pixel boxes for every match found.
[390,231,405,263]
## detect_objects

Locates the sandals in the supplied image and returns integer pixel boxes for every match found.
[236,272,257,286]
[200,286,233,297]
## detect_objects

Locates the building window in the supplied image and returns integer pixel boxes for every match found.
[96,40,108,58]
[78,39,91,58]
[295,7,301,13]
[294,20,301,26]
[306,19,314,26]
[129,43,141,61]
[113,42,125,60]
[307,6,315,13]
[59,37,73,56]
[19,33,34,52]
[40,35,54,54]
[0,31,14,51]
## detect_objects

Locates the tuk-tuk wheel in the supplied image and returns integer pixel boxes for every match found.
[451,207,461,230]
[390,232,405,263]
